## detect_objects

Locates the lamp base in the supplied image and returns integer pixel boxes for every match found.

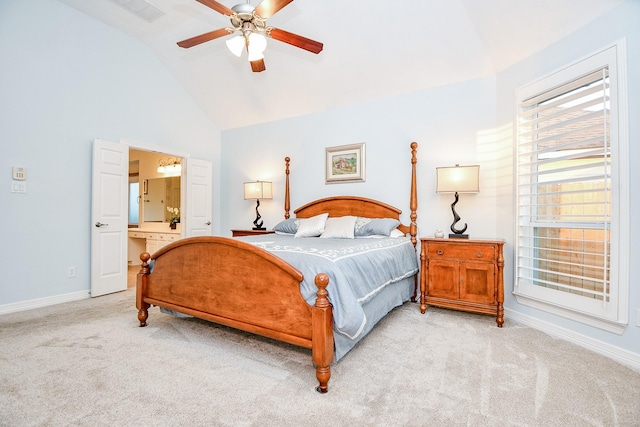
[252,226,265,230]
[449,233,469,239]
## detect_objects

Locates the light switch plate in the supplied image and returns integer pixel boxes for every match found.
[12,167,27,180]
[11,181,26,193]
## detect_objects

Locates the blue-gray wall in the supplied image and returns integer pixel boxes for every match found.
[0,0,221,305]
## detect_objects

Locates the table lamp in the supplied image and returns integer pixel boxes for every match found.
[436,164,479,238]
[244,181,273,230]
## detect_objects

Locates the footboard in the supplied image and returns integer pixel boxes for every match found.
[136,236,334,392]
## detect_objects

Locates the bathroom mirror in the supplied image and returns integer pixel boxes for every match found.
[143,177,180,222]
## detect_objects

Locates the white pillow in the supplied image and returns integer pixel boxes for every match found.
[294,213,329,238]
[320,216,357,239]
[389,229,405,238]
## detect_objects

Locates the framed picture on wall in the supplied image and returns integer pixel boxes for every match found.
[325,143,366,183]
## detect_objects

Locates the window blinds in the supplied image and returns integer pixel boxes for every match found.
[517,67,611,302]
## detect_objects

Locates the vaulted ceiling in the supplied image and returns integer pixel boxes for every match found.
[58,0,624,130]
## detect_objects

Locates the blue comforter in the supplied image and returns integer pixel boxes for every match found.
[238,234,419,352]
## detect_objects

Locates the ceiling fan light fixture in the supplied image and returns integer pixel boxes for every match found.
[226,35,245,57]
[247,32,266,61]
[247,49,264,62]
[248,32,267,53]
[177,0,323,72]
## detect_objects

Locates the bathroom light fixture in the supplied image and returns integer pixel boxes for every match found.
[157,158,181,177]
[244,181,272,230]
[436,164,479,238]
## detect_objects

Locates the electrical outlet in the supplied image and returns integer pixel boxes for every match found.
[68,267,76,278]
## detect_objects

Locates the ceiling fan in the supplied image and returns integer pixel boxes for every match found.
[177,0,323,72]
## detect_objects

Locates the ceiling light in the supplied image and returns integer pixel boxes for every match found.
[248,33,267,53]
[247,33,267,61]
[247,49,264,62]
[226,35,245,57]
[157,158,181,176]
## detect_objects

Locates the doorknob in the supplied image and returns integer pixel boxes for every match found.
[95,222,109,227]
[205,221,211,226]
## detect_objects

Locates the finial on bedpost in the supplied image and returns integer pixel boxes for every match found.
[284,157,291,219]
[409,142,418,249]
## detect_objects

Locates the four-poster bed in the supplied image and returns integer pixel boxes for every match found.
[136,142,419,392]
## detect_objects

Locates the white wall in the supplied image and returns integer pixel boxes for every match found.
[221,77,499,239]
[495,1,640,358]
[0,0,221,306]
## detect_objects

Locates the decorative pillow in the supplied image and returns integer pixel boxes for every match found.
[294,213,329,238]
[389,229,405,238]
[354,217,401,237]
[273,218,299,234]
[320,216,357,239]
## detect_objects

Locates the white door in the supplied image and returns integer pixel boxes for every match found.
[185,158,212,236]
[91,138,128,296]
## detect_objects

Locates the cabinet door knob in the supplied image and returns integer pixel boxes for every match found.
[477,251,483,258]
[437,249,444,255]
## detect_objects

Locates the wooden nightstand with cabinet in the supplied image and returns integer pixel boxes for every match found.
[420,238,505,327]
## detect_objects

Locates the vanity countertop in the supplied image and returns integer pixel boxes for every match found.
[128,228,181,235]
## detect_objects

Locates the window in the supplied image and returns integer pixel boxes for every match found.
[514,42,628,332]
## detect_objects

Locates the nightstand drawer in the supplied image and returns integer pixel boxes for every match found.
[427,244,495,262]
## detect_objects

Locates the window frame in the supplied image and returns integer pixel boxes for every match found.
[513,40,629,334]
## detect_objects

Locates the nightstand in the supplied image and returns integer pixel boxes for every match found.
[420,238,505,327]
[231,229,275,237]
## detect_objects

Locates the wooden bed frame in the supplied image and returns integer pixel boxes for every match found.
[136,142,418,393]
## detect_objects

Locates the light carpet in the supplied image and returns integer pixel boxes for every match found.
[1,288,639,426]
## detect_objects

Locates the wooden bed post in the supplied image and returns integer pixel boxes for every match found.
[284,157,291,219]
[136,252,151,327]
[409,142,418,249]
[311,273,333,393]
[409,142,419,302]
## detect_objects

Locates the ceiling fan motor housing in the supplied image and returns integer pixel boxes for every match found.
[230,3,266,33]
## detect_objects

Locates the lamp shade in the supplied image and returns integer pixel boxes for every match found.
[247,33,267,61]
[244,181,273,200]
[226,35,245,57]
[436,165,480,193]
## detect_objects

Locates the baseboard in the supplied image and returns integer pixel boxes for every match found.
[505,307,640,373]
[0,291,90,315]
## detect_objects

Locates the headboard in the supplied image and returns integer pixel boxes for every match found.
[283,142,418,247]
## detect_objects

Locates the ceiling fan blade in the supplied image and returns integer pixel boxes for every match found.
[250,58,266,72]
[254,0,293,19]
[268,27,323,54]
[196,0,234,16]
[177,28,232,48]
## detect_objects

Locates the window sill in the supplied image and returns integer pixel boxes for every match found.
[513,292,627,335]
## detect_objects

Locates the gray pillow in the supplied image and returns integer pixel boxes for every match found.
[354,218,401,237]
[273,218,298,234]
